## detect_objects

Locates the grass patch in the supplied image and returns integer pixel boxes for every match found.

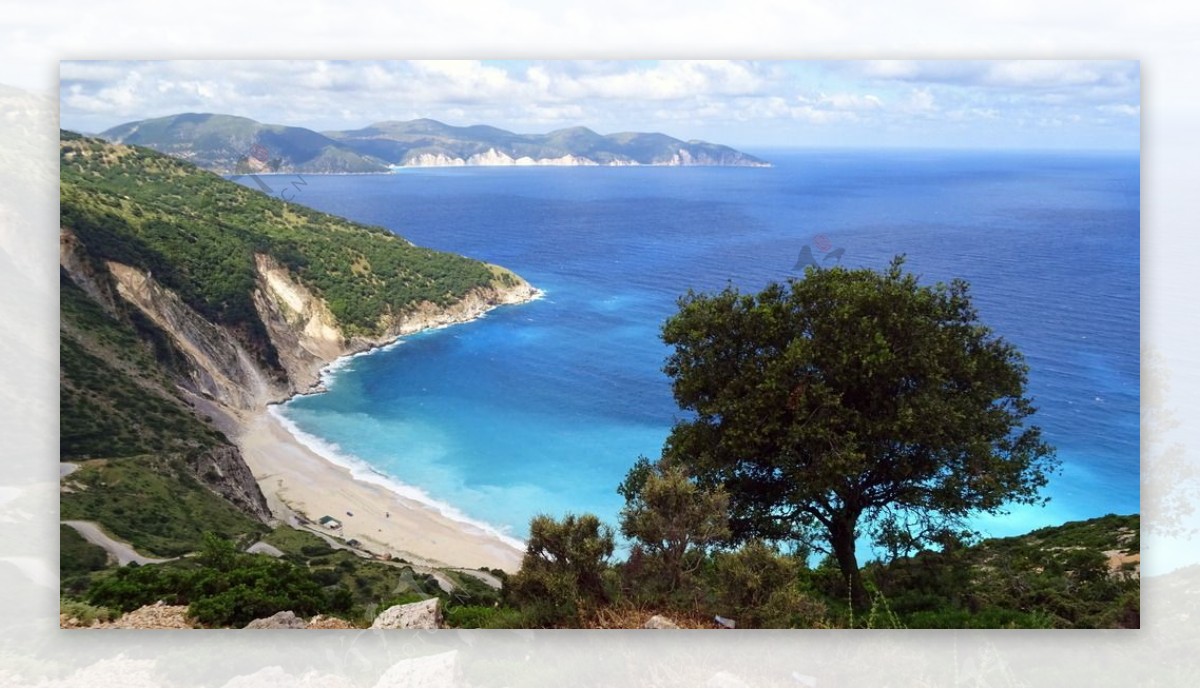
[60,456,264,558]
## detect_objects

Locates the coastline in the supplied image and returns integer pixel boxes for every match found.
[236,409,523,572]
[234,284,544,573]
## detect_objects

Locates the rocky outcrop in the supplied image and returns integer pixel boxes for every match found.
[369,598,441,630]
[254,253,538,394]
[59,229,120,314]
[404,148,601,167]
[106,261,285,409]
[252,254,346,392]
[244,611,308,629]
[399,147,770,168]
[186,446,272,523]
[65,602,196,629]
[643,614,681,629]
[380,278,538,343]
[306,614,357,629]
[373,651,460,687]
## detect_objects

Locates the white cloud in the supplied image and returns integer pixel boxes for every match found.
[854,60,1138,94]
[56,59,1140,149]
[1099,103,1141,116]
[902,88,937,114]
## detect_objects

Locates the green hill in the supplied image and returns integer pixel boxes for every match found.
[327,118,771,166]
[101,113,388,173]
[99,113,770,170]
[61,132,519,353]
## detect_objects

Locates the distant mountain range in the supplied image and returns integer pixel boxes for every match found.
[99,113,770,173]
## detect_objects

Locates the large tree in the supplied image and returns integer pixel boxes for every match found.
[661,257,1057,609]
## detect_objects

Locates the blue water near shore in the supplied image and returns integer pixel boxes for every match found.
[248,149,1140,550]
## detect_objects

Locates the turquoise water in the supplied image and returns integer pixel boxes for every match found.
[250,149,1140,548]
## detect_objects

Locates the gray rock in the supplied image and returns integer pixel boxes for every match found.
[244,611,308,629]
[373,650,459,687]
[643,614,680,629]
[369,598,441,630]
[246,541,285,558]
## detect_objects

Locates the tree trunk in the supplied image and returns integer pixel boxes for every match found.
[829,518,868,615]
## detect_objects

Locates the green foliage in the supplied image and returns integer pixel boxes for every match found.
[445,605,527,629]
[60,525,111,590]
[256,526,449,623]
[60,275,225,460]
[101,113,389,173]
[60,457,264,558]
[505,513,616,627]
[706,540,827,628]
[59,598,115,626]
[85,540,345,628]
[618,458,730,607]
[60,133,506,346]
[659,256,1058,608]
[867,513,1140,629]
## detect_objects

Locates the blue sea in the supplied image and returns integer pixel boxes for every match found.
[245,149,1140,554]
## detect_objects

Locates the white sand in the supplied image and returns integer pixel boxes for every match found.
[236,411,523,572]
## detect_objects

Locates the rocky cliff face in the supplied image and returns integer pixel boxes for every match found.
[60,228,536,529]
[252,254,346,393]
[63,228,536,409]
[106,260,285,410]
[399,146,768,168]
[186,445,274,523]
[61,229,275,523]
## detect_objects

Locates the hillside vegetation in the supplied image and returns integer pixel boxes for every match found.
[101,113,388,173]
[99,113,770,171]
[61,131,506,351]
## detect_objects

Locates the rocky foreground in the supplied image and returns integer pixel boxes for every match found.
[61,598,700,630]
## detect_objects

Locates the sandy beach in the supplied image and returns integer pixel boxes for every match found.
[236,410,524,572]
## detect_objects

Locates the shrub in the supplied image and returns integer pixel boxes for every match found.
[505,513,615,627]
[707,540,825,628]
[60,598,115,626]
[617,458,730,609]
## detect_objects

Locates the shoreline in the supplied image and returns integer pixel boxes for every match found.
[234,287,545,573]
[236,409,524,572]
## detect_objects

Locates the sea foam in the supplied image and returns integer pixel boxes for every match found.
[267,405,527,552]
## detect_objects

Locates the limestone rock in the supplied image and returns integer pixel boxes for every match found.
[369,598,441,630]
[92,601,194,629]
[643,614,680,629]
[244,611,308,629]
[373,650,459,687]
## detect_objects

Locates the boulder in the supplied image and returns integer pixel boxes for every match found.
[370,598,441,630]
[643,614,680,629]
[244,611,308,629]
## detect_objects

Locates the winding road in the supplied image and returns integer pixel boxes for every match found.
[61,520,173,566]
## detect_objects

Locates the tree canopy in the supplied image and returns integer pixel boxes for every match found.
[660,257,1057,608]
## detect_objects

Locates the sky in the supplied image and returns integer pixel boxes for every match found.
[59,59,1140,151]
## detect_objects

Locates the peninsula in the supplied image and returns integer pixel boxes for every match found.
[99,113,770,173]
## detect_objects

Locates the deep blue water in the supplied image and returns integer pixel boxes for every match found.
[246,149,1140,550]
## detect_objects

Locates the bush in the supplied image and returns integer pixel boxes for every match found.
[505,513,615,627]
[617,458,730,610]
[60,598,115,626]
[445,605,525,629]
[84,533,353,628]
[707,540,825,628]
